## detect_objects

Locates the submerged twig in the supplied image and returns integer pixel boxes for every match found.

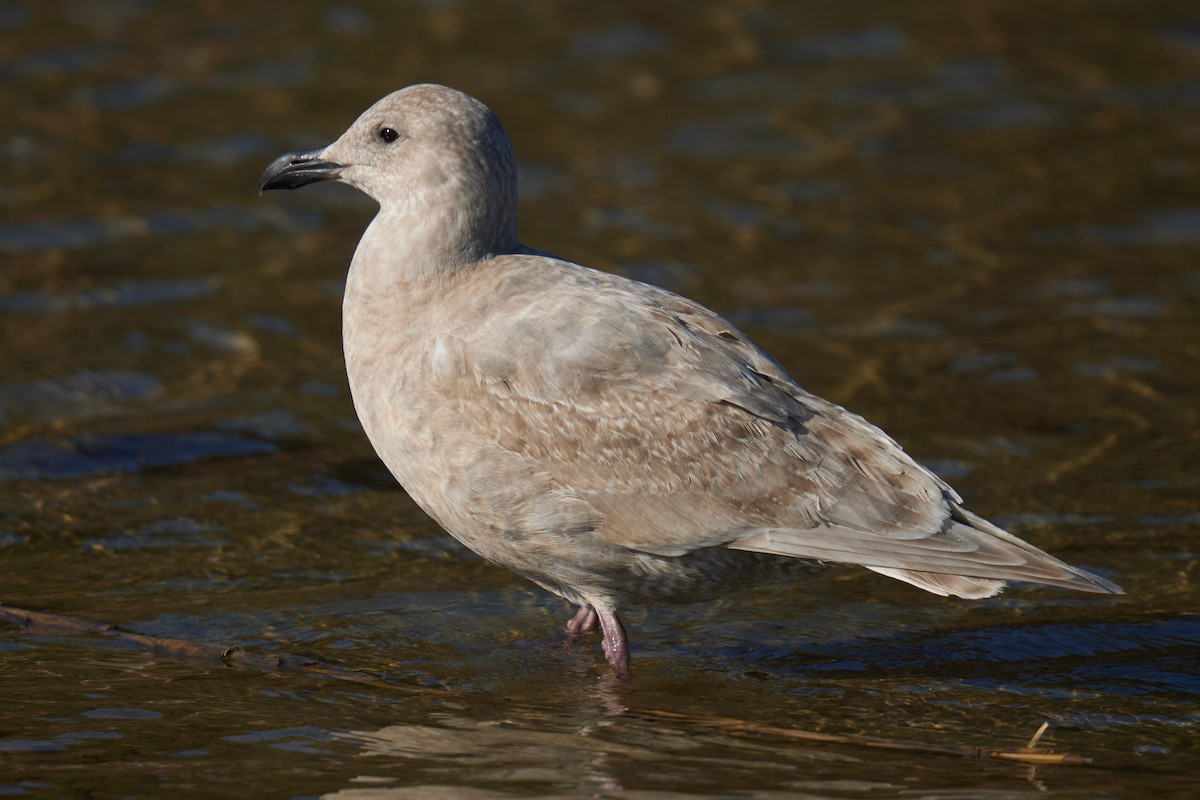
[1027,720,1051,749]
[0,602,400,691]
[638,709,1094,766]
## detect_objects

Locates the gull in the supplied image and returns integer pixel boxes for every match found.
[260,84,1122,678]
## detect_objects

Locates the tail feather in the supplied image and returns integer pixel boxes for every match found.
[865,567,1005,599]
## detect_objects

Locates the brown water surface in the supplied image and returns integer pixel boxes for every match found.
[2,1,1198,797]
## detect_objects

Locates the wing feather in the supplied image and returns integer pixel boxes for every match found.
[439,257,1121,597]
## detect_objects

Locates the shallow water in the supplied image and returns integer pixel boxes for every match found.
[2,1,1198,797]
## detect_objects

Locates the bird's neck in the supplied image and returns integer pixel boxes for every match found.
[342,203,521,345]
[351,195,516,286]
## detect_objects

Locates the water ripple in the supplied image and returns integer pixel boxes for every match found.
[571,23,666,59]
[0,279,218,313]
[0,370,163,423]
[0,432,276,481]
[84,518,228,551]
[794,618,1200,675]
[773,26,908,62]
[0,207,320,252]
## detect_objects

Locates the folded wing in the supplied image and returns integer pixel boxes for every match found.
[446,257,1121,597]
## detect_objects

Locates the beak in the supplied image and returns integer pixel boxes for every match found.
[258,147,344,193]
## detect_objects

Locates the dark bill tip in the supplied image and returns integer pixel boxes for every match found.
[258,147,343,193]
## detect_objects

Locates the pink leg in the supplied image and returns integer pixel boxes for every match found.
[595,606,630,679]
[565,604,598,635]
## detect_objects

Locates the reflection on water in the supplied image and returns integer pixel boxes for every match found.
[2,0,1199,797]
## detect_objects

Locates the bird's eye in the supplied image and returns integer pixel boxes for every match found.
[379,127,400,144]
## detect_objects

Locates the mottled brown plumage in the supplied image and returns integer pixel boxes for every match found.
[260,84,1122,678]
